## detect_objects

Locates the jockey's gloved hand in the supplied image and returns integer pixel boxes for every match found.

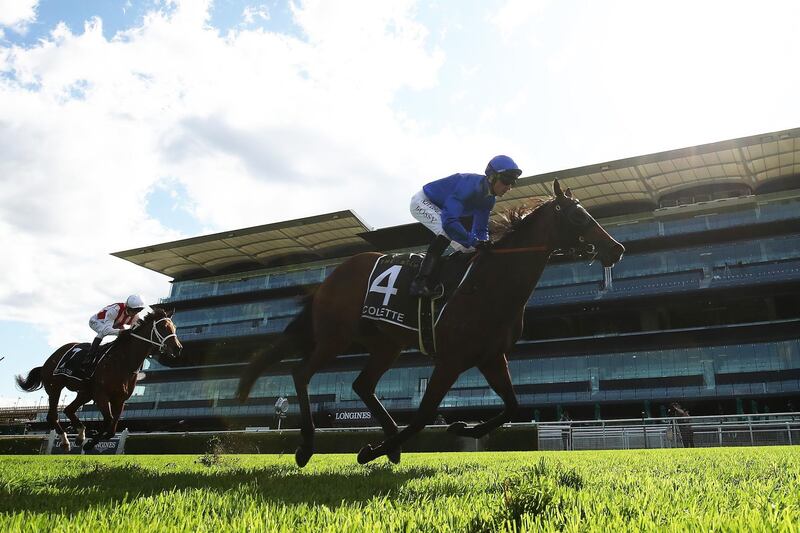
[474,240,493,251]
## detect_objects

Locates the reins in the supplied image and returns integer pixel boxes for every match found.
[469,244,549,264]
[486,244,549,254]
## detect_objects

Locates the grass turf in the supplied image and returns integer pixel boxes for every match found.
[1,447,798,532]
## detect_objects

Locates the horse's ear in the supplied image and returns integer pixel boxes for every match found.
[564,187,573,199]
[167,308,175,318]
[553,179,563,197]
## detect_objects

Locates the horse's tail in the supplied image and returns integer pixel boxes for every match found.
[236,294,315,402]
[15,367,43,392]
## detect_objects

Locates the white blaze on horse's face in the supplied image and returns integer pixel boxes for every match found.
[155,317,182,357]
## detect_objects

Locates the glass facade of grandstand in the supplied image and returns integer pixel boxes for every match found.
[88,194,800,427]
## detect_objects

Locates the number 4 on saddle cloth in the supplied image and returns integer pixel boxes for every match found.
[53,342,115,382]
[361,251,474,356]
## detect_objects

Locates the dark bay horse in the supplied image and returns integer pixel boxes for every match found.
[237,179,625,466]
[15,308,182,451]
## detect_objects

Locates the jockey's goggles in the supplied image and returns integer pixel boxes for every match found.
[496,170,521,185]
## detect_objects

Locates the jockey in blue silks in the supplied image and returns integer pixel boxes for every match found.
[408,155,523,297]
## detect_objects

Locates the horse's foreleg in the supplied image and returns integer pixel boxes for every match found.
[64,391,91,445]
[108,399,124,438]
[353,343,402,463]
[448,353,518,439]
[83,392,113,451]
[358,364,459,465]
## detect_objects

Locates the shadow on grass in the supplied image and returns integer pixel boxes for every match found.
[0,461,440,515]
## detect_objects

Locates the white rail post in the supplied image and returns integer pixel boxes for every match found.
[116,428,129,455]
[44,430,56,455]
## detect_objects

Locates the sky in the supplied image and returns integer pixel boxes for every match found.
[1,0,799,406]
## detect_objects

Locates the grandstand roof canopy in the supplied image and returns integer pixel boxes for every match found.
[497,127,800,217]
[113,210,372,279]
[116,127,800,279]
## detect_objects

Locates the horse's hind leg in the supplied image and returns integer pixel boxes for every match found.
[44,385,69,451]
[64,390,92,445]
[448,353,518,439]
[353,339,403,463]
[292,335,350,468]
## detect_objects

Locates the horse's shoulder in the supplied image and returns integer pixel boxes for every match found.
[354,251,384,260]
[343,251,385,268]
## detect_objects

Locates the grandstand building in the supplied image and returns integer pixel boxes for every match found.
[93,128,800,430]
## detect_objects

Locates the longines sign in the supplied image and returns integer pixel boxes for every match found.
[331,410,373,426]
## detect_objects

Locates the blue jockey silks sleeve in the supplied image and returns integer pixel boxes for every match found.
[422,173,495,247]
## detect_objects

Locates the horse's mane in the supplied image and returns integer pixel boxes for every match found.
[490,197,551,244]
[130,307,168,334]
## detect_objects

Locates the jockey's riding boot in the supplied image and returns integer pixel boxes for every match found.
[81,337,102,374]
[409,234,451,298]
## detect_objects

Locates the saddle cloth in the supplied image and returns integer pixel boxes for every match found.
[361,251,474,331]
[53,342,113,381]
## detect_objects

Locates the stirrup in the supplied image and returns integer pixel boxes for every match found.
[411,282,444,300]
[409,277,429,297]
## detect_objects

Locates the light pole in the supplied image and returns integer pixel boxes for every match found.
[14,397,21,410]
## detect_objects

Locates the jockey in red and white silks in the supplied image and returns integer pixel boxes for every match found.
[89,301,139,338]
[83,294,145,372]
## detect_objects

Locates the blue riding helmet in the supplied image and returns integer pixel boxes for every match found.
[486,155,522,184]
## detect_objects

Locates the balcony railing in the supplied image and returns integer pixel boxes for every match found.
[537,412,800,450]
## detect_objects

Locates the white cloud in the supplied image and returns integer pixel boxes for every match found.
[0,0,38,33]
[242,4,270,25]
[489,0,550,45]
[0,0,450,350]
[2,0,800,364]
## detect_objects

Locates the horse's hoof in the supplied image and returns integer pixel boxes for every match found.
[61,441,71,452]
[82,439,96,452]
[387,447,401,464]
[447,421,469,435]
[294,446,312,468]
[357,444,378,465]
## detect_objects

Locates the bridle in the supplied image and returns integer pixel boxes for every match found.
[129,317,178,353]
[552,198,598,262]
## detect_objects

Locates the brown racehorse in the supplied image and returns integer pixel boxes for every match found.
[237,179,625,466]
[15,308,182,451]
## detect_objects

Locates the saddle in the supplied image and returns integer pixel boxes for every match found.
[361,251,474,355]
[53,342,113,382]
